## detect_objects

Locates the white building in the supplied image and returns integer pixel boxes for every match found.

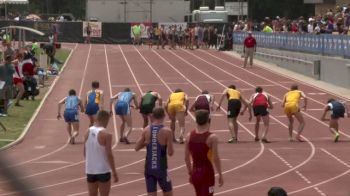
[86,0,190,23]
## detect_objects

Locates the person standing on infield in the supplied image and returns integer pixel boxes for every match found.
[185,110,224,196]
[282,84,307,142]
[135,107,174,196]
[321,98,349,142]
[241,86,273,143]
[243,31,256,68]
[217,85,251,143]
[57,89,84,144]
[139,90,163,128]
[84,110,118,196]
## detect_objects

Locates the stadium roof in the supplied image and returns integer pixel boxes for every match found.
[0,0,28,4]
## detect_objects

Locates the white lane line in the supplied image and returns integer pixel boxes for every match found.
[134,47,266,195]
[269,149,327,195]
[0,159,146,196]
[269,149,293,169]
[0,43,79,167]
[171,49,315,194]
[32,161,72,165]
[0,45,122,188]
[288,169,350,195]
[307,109,324,111]
[321,148,350,168]
[200,50,350,138]
[104,44,120,146]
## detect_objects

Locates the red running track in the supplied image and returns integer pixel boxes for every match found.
[0,44,350,196]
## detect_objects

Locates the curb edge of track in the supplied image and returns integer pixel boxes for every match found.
[0,44,77,152]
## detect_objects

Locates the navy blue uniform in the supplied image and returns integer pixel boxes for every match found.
[328,101,345,119]
[144,125,172,193]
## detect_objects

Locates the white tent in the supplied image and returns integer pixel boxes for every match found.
[0,0,28,4]
[0,0,29,19]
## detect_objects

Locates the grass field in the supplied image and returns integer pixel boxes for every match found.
[0,48,71,148]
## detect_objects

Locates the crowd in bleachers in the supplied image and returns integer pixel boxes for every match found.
[233,3,350,35]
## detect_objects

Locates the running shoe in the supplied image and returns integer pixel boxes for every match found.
[124,137,130,144]
[261,138,271,143]
[254,137,260,142]
[177,137,185,144]
[228,137,237,143]
[334,133,340,143]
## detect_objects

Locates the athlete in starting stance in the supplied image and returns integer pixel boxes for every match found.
[57,89,84,144]
[321,98,349,142]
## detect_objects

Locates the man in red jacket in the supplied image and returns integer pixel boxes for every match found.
[243,31,256,68]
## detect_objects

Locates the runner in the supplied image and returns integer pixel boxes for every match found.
[57,89,84,144]
[110,88,138,144]
[190,90,214,113]
[85,81,104,127]
[84,110,119,196]
[166,89,189,144]
[140,90,163,128]
[282,84,307,142]
[241,86,273,143]
[185,110,224,196]
[135,107,174,196]
[320,98,349,142]
[217,85,251,143]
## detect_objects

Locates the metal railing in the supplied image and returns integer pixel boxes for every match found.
[233,32,350,58]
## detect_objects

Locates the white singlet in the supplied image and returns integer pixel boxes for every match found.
[85,126,111,174]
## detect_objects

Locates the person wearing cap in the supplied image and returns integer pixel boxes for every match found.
[243,31,256,68]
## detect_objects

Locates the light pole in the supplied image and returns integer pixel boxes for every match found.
[150,0,153,23]
[120,0,127,23]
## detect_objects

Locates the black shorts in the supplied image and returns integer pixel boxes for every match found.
[331,111,345,119]
[227,99,241,118]
[253,105,269,117]
[140,104,154,115]
[87,172,111,183]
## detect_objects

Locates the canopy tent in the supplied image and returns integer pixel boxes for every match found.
[0,0,28,4]
[0,0,29,19]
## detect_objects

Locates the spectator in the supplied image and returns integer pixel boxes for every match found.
[12,50,24,107]
[3,41,14,61]
[262,23,273,33]
[0,55,15,116]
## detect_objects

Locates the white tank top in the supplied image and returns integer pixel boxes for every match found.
[85,126,111,174]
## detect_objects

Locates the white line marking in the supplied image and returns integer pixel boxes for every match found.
[0,159,146,196]
[307,109,324,111]
[269,149,327,195]
[0,45,122,187]
[174,49,315,194]
[321,148,350,168]
[0,43,78,167]
[138,47,267,195]
[32,160,71,164]
[202,50,350,138]
[288,169,350,195]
